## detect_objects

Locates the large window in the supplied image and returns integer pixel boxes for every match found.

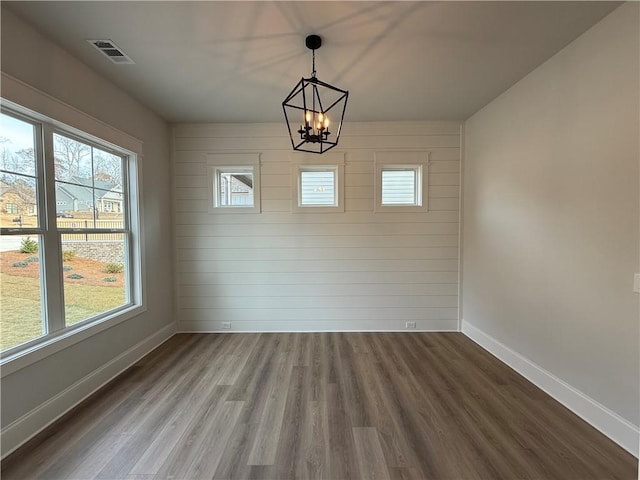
[0,105,142,356]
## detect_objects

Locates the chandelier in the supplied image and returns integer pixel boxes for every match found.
[282,35,349,154]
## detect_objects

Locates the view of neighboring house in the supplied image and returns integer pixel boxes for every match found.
[0,177,123,215]
[0,180,36,216]
[219,172,253,206]
[55,177,123,215]
[0,177,122,220]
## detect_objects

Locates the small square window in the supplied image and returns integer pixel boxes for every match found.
[207,153,261,214]
[375,151,429,212]
[216,168,255,207]
[381,168,420,205]
[300,168,336,206]
[291,153,344,213]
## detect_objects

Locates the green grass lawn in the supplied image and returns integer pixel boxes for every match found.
[0,273,125,351]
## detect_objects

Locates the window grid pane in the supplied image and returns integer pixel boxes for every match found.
[1,113,40,229]
[0,174,39,228]
[93,147,124,191]
[0,113,37,176]
[61,233,128,327]
[381,169,418,205]
[53,133,92,182]
[0,235,46,350]
[300,170,336,205]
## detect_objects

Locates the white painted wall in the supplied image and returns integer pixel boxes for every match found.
[0,7,174,456]
[462,1,639,451]
[173,122,461,332]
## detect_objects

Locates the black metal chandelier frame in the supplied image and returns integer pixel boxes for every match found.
[282,35,349,154]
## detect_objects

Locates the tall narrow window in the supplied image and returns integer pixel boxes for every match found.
[0,112,45,351]
[53,133,129,326]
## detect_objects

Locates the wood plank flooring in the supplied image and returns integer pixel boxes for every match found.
[2,333,637,479]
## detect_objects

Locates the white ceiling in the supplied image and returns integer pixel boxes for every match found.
[5,1,620,123]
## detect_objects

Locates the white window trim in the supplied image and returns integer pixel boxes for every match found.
[374,151,430,213]
[207,153,261,214]
[0,88,146,376]
[291,152,345,213]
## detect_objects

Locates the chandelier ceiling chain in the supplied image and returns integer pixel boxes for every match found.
[282,34,349,154]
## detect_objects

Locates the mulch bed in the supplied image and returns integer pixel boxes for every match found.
[0,250,124,287]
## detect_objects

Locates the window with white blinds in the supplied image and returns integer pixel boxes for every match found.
[291,154,345,213]
[300,169,336,205]
[374,151,429,212]
[381,168,419,205]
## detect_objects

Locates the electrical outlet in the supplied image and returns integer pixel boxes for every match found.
[406,321,417,329]
[634,274,640,293]
[221,322,231,329]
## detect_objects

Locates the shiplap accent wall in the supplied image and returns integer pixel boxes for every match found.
[172,122,461,332]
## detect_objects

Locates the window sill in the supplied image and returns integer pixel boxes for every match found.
[0,304,147,378]
[291,204,345,214]
[374,204,429,213]
[208,206,261,214]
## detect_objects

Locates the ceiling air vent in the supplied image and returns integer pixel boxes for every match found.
[87,39,135,64]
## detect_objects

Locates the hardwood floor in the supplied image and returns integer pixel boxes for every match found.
[2,333,637,479]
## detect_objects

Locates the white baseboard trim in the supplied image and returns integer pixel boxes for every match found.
[178,319,459,333]
[0,323,176,460]
[461,319,639,458]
